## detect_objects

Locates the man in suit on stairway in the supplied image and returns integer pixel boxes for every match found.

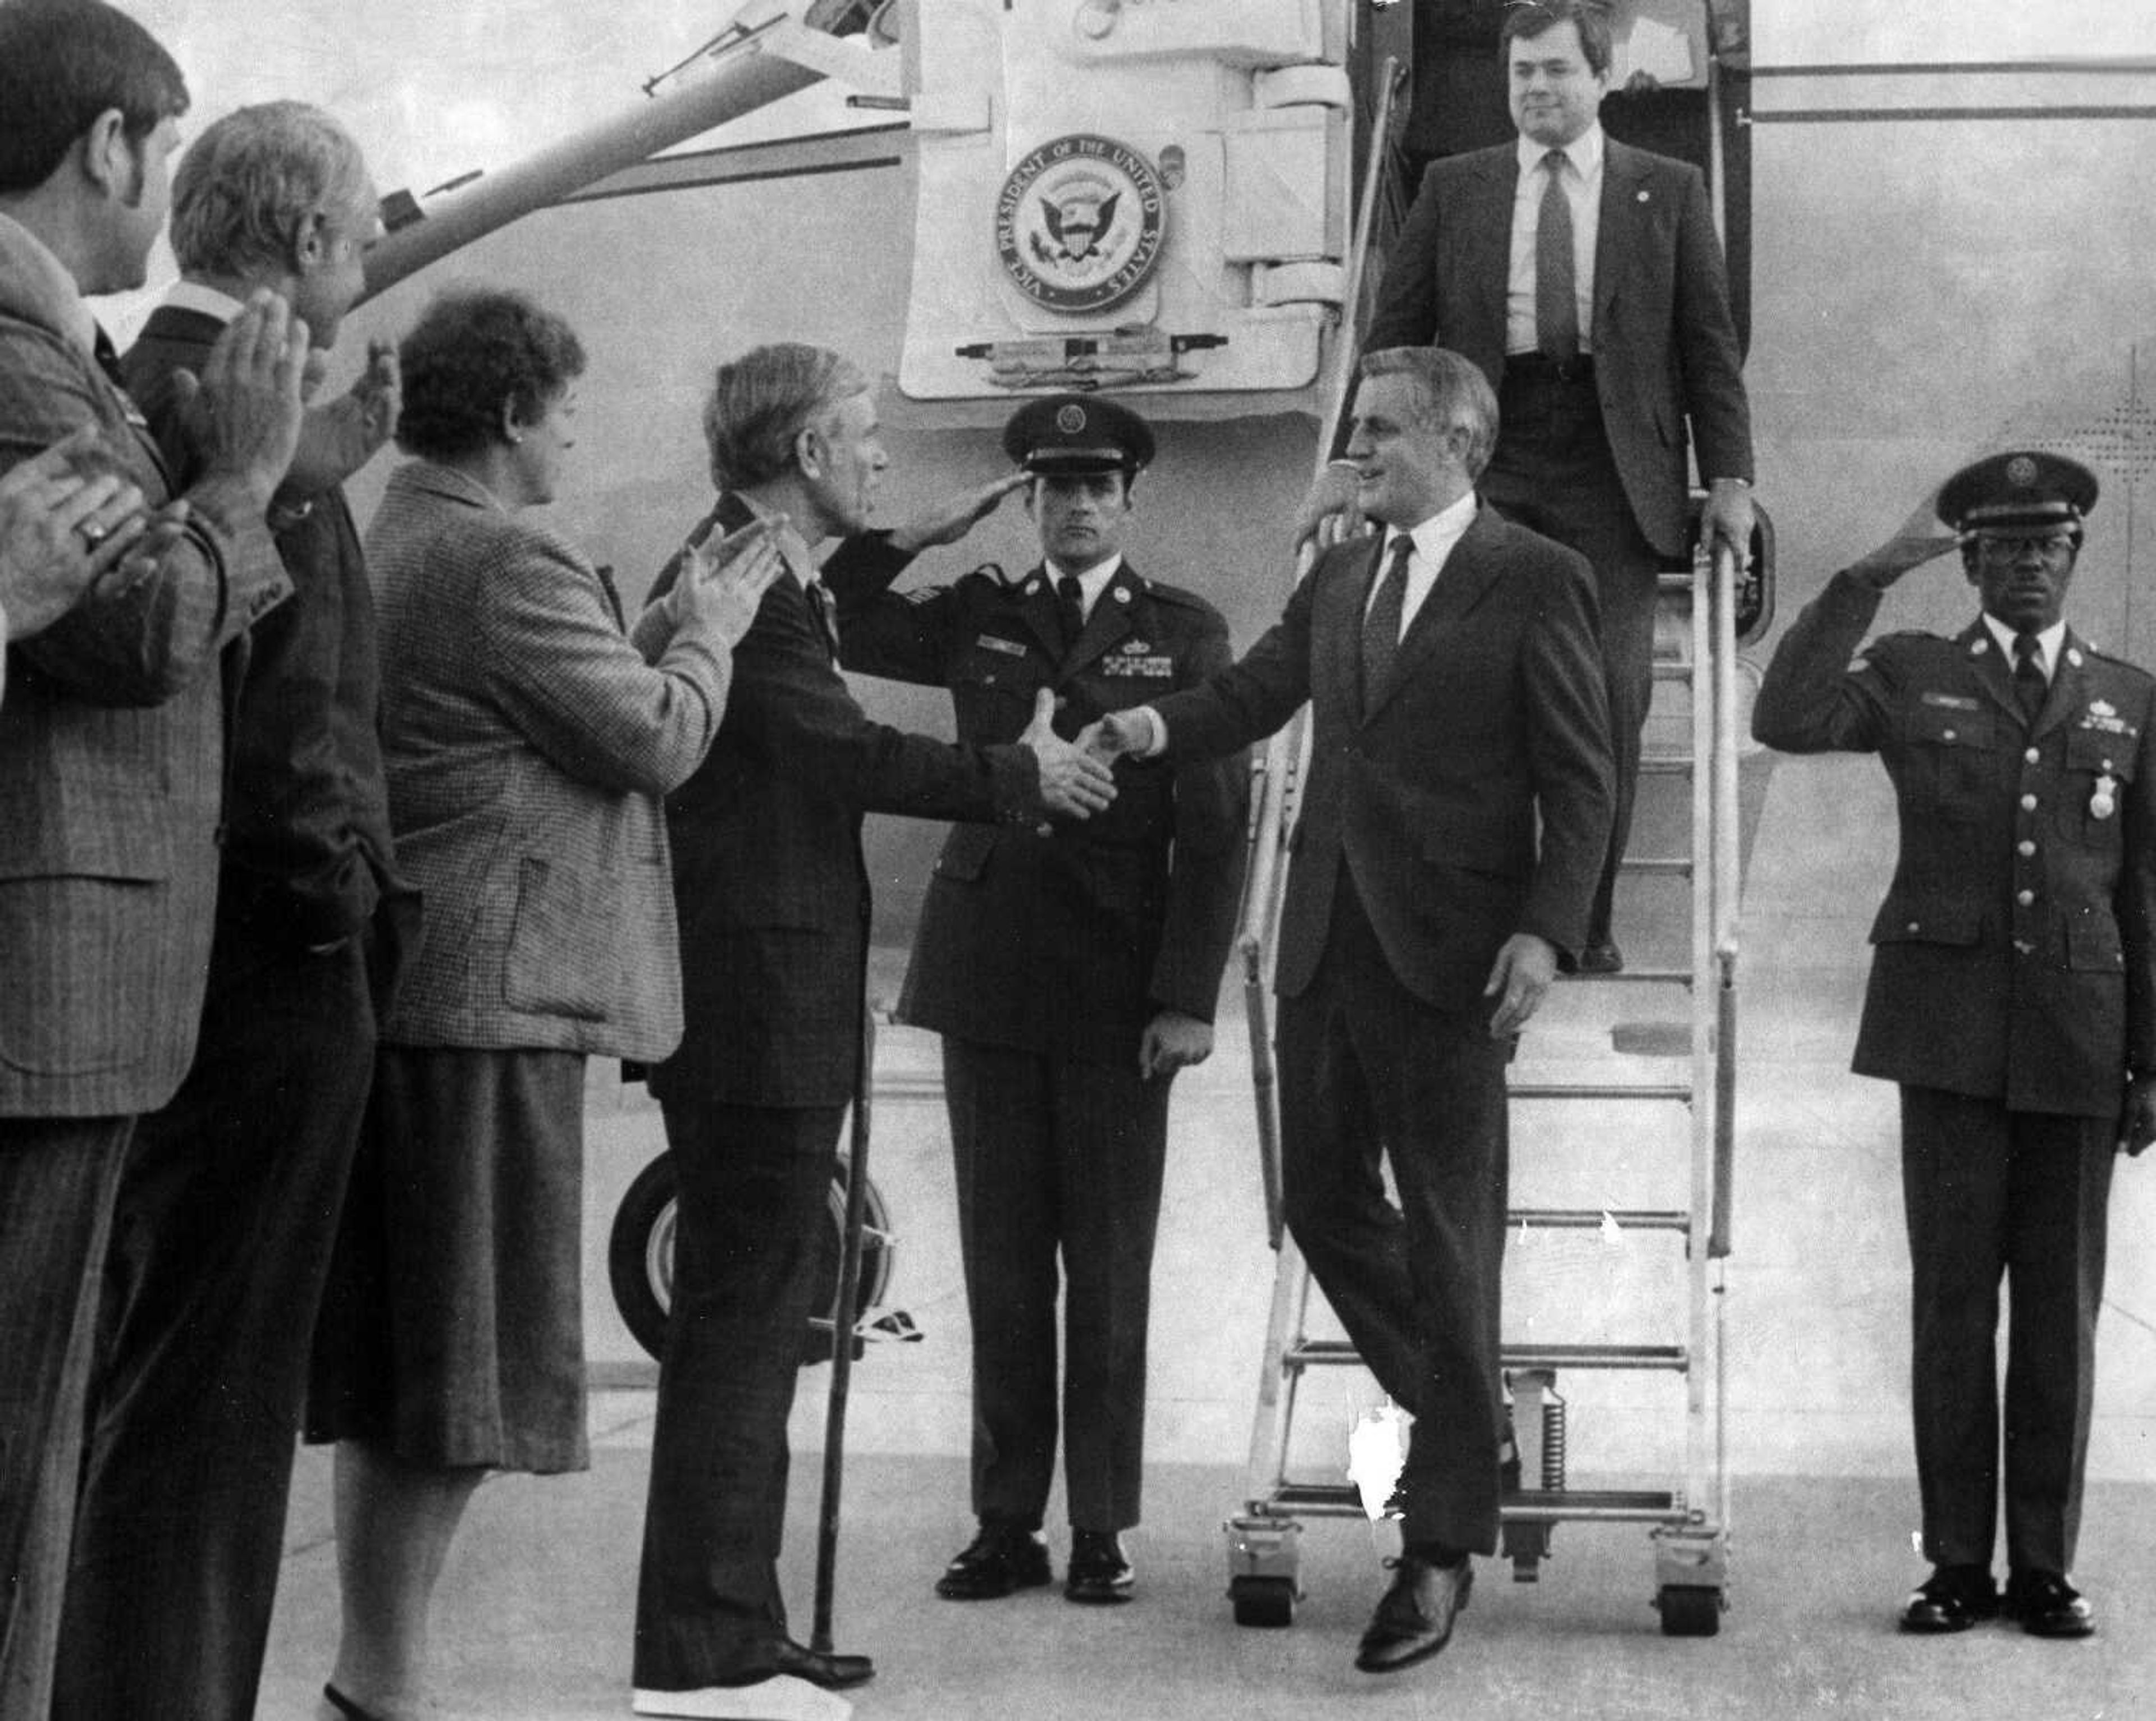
[1298,0,1752,973]
[1088,346,1613,1676]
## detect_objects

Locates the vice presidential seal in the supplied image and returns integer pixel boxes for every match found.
[995,133,1167,315]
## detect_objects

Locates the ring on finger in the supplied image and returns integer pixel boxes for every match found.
[79,522,111,547]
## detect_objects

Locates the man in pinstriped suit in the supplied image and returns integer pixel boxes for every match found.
[0,4,307,1714]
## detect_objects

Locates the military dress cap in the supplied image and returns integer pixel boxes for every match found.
[1002,394,1155,475]
[1936,450,2100,537]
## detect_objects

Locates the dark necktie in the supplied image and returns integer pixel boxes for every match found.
[805,578,839,660]
[90,323,129,391]
[2012,631,2046,726]
[1536,149,1579,361]
[1362,535,1415,708]
[1056,573,1086,653]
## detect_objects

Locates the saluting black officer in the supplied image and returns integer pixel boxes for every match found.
[825,395,1249,1606]
[1753,450,2156,1641]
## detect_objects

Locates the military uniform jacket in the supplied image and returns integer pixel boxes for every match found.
[1752,570,2156,1116]
[830,556,1250,1067]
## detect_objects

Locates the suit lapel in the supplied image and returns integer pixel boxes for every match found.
[1958,620,2022,726]
[1363,509,1509,724]
[1593,143,1651,334]
[2034,630,2091,742]
[1467,148,1517,349]
[1002,563,1067,658]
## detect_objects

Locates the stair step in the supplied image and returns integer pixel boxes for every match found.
[1508,1080,1692,1101]
[1285,1339,1689,1372]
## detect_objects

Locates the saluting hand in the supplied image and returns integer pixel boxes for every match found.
[1848,492,1959,592]
[885,470,1030,554]
[1484,932,1558,1038]
[1021,686,1117,820]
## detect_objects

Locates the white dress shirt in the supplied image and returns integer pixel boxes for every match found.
[1981,612,2067,682]
[1047,551,1123,622]
[1365,492,1479,643]
[1505,125,1605,356]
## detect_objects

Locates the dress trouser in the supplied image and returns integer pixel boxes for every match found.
[1274,876,1512,1554]
[1899,1086,2116,1575]
[634,1098,846,1690]
[50,909,378,1721]
[942,1037,1173,1534]
[0,1116,131,1721]
[1484,361,1665,947]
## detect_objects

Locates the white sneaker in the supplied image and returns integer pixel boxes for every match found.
[631,1675,852,1721]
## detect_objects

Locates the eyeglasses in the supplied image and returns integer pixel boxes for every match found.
[1972,533,2076,562]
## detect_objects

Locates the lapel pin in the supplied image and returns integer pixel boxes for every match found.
[2068,648,2085,667]
[1968,638,1986,656]
[1637,189,1650,202]
[1114,587,1130,603]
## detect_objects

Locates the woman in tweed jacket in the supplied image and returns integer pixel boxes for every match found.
[304,287,780,1721]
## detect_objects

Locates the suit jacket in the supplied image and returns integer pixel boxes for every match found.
[650,496,1046,1109]
[366,460,730,1059]
[1150,506,1614,1010]
[1360,138,1754,558]
[1753,571,2156,1117]
[0,216,290,1118]
[124,303,410,951]
[829,554,1249,1065]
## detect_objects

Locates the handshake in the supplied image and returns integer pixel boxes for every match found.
[1015,695,1160,822]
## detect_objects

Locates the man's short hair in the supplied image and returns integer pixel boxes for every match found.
[168,102,368,278]
[0,0,188,194]
[702,342,869,493]
[1499,0,1615,79]
[395,287,586,462]
[1360,347,1500,480]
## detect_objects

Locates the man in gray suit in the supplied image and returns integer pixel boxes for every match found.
[1090,347,1613,1677]
[0,3,305,1713]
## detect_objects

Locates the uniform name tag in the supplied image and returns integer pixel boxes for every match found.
[1920,692,1979,711]
[1102,652,1173,678]
[975,634,1028,657]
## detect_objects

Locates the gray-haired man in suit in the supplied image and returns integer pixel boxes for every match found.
[53,100,411,1720]
[1089,347,1613,1677]
[0,3,307,1714]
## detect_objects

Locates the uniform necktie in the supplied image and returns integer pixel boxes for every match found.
[1362,535,1414,708]
[2012,631,2047,726]
[1056,573,1086,652]
[805,577,839,660]
[1536,149,1579,361]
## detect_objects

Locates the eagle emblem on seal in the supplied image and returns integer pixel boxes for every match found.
[995,133,1168,315]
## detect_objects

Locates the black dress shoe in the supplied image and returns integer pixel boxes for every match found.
[935,1521,1053,1600]
[1065,1530,1134,1604]
[2003,1570,2095,1638]
[774,1637,875,1689]
[1354,1554,1472,1673]
[1898,1565,1998,1633]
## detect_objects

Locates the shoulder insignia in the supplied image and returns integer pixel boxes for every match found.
[956,560,1011,591]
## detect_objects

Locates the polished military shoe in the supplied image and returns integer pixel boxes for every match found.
[935,1521,1053,1600]
[1898,1564,1998,1633]
[2003,1569,2095,1638]
[1064,1530,1134,1604]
